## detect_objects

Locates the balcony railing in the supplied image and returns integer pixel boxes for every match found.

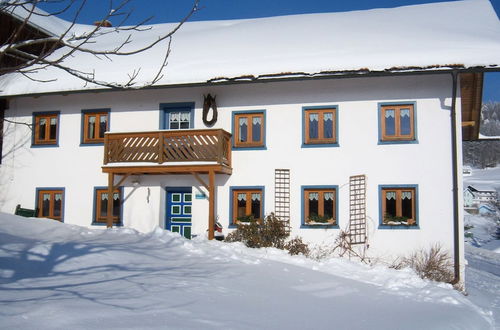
[103,129,232,167]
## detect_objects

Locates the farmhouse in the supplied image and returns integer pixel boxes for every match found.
[463,185,498,208]
[1,0,500,286]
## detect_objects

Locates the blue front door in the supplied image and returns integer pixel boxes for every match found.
[166,188,192,239]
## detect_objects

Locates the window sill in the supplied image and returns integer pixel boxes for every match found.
[31,143,59,148]
[301,143,339,149]
[378,140,418,145]
[300,224,339,229]
[92,222,123,226]
[232,146,267,150]
[378,224,420,230]
[80,142,105,147]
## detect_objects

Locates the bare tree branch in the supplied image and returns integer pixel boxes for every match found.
[0,0,200,88]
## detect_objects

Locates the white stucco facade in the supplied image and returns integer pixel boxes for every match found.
[0,74,464,266]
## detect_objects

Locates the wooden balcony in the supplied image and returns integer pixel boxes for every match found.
[102,129,232,175]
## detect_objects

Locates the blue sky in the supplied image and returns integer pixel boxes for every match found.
[40,0,500,102]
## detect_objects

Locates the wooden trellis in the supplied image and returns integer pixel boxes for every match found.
[274,169,291,232]
[348,174,367,245]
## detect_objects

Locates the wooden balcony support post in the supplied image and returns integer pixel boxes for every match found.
[158,131,164,164]
[106,172,114,228]
[217,130,224,165]
[208,169,215,240]
[226,133,232,167]
[103,133,109,165]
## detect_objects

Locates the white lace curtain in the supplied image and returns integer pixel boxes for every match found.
[54,193,62,201]
[402,191,412,200]
[385,109,395,118]
[252,117,261,125]
[308,192,319,201]
[386,191,412,200]
[251,193,261,201]
[309,114,318,122]
[239,117,247,127]
[309,192,333,201]
[400,109,410,118]
[237,193,246,201]
[101,192,119,201]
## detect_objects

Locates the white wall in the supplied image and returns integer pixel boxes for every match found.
[0,73,460,262]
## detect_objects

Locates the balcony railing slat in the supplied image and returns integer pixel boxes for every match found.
[104,129,231,167]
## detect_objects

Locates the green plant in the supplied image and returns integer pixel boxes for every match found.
[307,213,333,224]
[237,215,255,223]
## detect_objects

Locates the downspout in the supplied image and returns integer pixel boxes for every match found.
[450,70,461,286]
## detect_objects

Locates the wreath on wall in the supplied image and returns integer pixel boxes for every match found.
[202,94,218,126]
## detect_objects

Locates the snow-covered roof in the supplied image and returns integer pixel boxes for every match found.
[1,0,500,97]
[468,184,498,193]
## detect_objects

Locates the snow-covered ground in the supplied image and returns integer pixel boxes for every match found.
[463,166,500,328]
[0,213,495,329]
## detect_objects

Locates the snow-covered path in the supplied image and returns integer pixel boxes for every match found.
[0,214,494,329]
[466,245,500,328]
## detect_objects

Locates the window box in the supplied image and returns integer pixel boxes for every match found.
[378,103,417,144]
[379,185,418,229]
[36,188,64,221]
[301,186,338,227]
[81,109,109,145]
[32,111,60,146]
[229,186,265,227]
[232,110,266,149]
[302,106,338,147]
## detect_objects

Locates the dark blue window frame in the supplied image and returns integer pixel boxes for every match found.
[300,185,339,229]
[92,186,124,226]
[159,102,195,130]
[229,186,265,228]
[80,108,111,146]
[301,105,339,148]
[231,110,267,150]
[377,102,418,145]
[35,187,65,222]
[31,111,60,148]
[378,184,419,230]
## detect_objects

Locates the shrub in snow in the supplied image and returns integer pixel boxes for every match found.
[225,213,309,255]
[391,244,454,283]
[284,237,310,256]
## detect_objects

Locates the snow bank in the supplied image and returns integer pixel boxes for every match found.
[0,213,494,329]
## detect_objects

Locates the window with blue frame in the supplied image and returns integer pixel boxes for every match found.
[303,107,337,145]
[36,188,64,221]
[233,112,265,148]
[380,186,417,227]
[33,112,59,145]
[160,103,194,130]
[303,187,337,226]
[231,188,263,225]
[380,104,415,142]
[93,187,122,225]
[82,109,109,144]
